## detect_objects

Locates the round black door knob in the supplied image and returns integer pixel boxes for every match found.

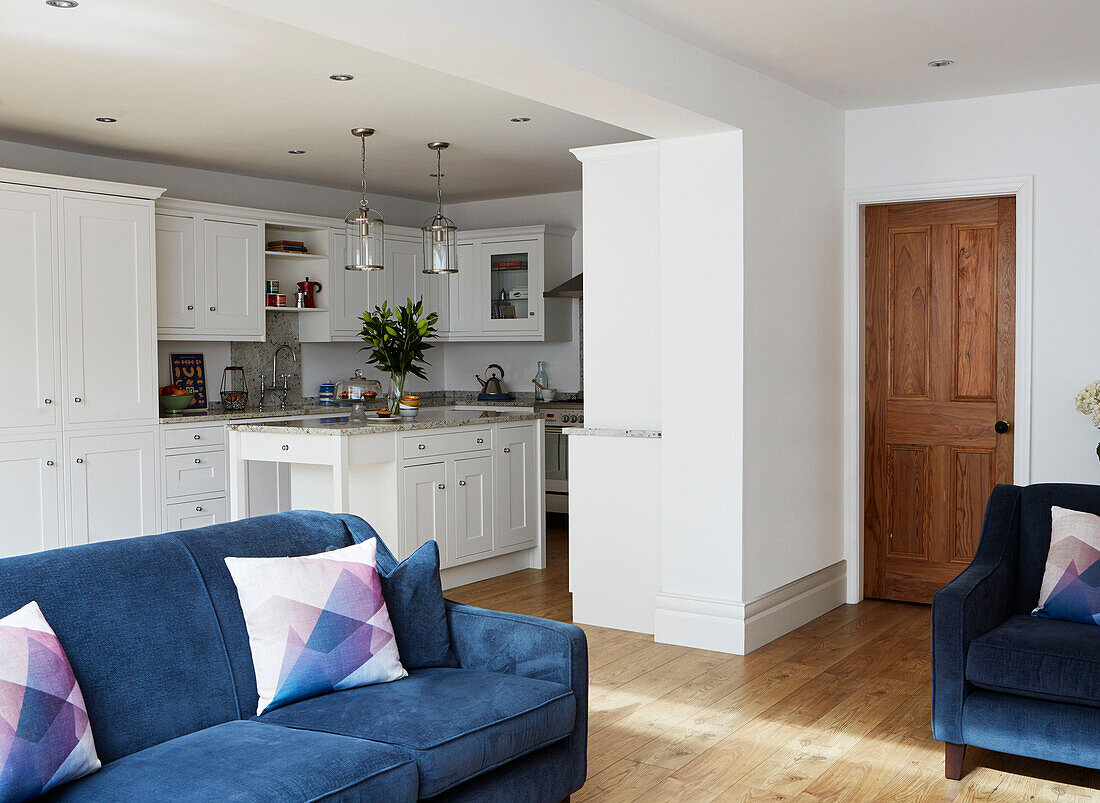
[995,420,1011,434]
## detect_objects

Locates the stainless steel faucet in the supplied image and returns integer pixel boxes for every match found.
[258,344,297,410]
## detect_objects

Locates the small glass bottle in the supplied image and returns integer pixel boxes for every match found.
[533,361,549,402]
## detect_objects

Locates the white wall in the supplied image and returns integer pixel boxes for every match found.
[0,137,434,225]
[846,83,1100,484]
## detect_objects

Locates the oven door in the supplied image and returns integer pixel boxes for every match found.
[545,425,569,513]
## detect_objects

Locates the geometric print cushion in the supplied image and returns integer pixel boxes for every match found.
[225,538,407,715]
[0,601,100,801]
[1033,506,1100,625]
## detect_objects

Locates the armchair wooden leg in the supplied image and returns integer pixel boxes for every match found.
[945,742,966,780]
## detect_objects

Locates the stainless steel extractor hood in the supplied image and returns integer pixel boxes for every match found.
[543,273,582,298]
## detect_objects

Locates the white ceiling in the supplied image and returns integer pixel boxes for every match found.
[598,0,1100,109]
[0,0,641,202]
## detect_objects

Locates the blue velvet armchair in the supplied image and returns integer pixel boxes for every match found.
[933,483,1100,779]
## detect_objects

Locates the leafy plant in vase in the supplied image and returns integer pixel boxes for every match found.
[359,299,438,414]
[1075,380,1100,462]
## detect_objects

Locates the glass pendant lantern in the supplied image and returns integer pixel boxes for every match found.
[345,127,384,271]
[421,142,458,274]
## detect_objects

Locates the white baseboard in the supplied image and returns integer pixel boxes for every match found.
[439,549,534,591]
[654,560,847,654]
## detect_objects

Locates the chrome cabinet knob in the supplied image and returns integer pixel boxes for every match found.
[194,434,201,440]
[476,438,484,444]
[44,398,52,404]
[46,460,54,466]
[74,397,82,403]
[437,483,445,490]
[503,447,511,453]
[75,458,84,464]
[186,305,194,311]
[281,444,289,451]
[194,458,202,464]
[209,306,216,312]
[529,312,535,317]
[195,506,203,512]
[418,444,426,450]
[458,480,467,486]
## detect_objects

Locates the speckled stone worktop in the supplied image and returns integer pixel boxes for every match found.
[227,407,540,435]
[160,398,542,424]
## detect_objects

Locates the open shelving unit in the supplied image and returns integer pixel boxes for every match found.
[264,223,331,312]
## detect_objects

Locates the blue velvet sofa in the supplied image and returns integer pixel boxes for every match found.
[0,511,587,801]
[932,483,1100,779]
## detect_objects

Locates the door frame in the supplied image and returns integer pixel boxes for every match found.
[843,176,1034,603]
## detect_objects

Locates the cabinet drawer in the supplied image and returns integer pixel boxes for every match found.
[164,425,225,450]
[402,429,491,460]
[164,449,226,498]
[165,497,227,532]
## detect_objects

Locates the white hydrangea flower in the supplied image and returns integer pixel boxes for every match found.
[1075,381,1100,427]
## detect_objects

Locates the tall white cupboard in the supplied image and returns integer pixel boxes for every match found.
[0,169,164,558]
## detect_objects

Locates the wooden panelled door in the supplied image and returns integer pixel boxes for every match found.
[865,197,1016,603]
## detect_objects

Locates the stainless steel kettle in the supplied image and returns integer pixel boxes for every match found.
[475,364,507,396]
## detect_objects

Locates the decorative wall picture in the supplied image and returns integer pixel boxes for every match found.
[170,353,208,409]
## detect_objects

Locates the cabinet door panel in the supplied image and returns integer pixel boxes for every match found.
[155,213,198,330]
[497,424,539,548]
[0,438,61,557]
[62,194,156,426]
[452,455,494,560]
[0,186,60,431]
[165,497,226,532]
[68,429,158,545]
[203,219,262,334]
[401,462,448,562]
[446,243,478,335]
[331,231,366,334]
[389,238,422,308]
[483,239,542,333]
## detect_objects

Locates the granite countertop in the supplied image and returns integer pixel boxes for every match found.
[227,407,540,435]
[160,398,544,424]
[564,426,662,439]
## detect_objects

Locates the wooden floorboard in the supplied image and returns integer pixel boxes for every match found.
[446,525,1100,801]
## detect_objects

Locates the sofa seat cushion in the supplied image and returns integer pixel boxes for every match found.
[40,720,418,803]
[258,667,575,798]
[967,615,1100,706]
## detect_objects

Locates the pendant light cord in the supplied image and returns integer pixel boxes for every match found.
[435,148,443,215]
[360,133,368,208]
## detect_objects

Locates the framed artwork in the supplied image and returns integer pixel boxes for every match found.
[170,353,208,409]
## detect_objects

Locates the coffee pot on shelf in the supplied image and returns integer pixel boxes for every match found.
[295,277,322,308]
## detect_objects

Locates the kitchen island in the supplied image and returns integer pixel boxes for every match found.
[227,408,545,588]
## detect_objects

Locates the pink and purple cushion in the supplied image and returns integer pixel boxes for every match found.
[0,601,100,801]
[225,538,407,715]
[1033,506,1100,625]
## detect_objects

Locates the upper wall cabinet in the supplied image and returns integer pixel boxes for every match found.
[156,202,265,342]
[155,199,573,345]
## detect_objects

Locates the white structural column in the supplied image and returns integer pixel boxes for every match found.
[568,141,663,634]
[654,133,751,652]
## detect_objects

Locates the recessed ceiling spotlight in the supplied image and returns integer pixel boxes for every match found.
[928,59,954,68]
[95,117,117,123]
[510,116,532,123]
[329,74,355,82]
[287,149,306,155]
[46,0,79,7]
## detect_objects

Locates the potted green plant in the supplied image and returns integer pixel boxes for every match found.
[359,299,439,412]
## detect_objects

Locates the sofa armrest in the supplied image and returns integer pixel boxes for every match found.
[444,601,588,792]
[931,483,1021,744]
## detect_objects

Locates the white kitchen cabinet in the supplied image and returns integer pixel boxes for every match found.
[327,230,366,336]
[61,193,158,428]
[155,213,198,330]
[446,243,478,336]
[0,438,62,557]
[452,454,494,561]
[0,186,60,432]
[204,219,264,335]
[67,428,159,545]
[155,203,264,342]
[165,497,227,532]
[497,423,540,548]
[402,461,449,557]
